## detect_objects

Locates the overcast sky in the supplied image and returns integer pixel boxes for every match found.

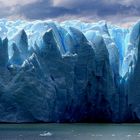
[0,0,140,26]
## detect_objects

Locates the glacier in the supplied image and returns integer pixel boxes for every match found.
[0,19,139,122]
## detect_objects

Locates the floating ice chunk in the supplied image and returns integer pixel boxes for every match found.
[40,132,52,137]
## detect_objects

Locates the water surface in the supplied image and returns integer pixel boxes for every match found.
[0,123,140,140]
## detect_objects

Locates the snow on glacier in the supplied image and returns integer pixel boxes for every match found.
[0,19,139,122]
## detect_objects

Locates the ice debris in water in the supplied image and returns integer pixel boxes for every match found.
[40,132,52,137]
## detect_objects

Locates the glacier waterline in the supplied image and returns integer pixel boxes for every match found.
[0,19,139,122]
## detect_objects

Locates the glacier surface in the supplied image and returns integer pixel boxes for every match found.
[0,19,139,122]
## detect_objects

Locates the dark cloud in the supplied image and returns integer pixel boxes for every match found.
[0,0,139,24]
[16,0,140,24]
[19,0,79,19]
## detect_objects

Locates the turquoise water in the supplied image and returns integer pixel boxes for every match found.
[0,124,140,140]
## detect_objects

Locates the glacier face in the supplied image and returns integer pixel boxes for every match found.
[0,19,139,122]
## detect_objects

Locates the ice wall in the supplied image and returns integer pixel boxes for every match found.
[0,19,139,122]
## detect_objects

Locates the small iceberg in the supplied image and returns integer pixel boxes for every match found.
[126,134,131,137]
[40,131,52,137]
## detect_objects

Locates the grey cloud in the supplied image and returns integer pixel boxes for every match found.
[0,6,13,18]
[0,0,139,25]
[17,0,140,22]
[19,0,79,19]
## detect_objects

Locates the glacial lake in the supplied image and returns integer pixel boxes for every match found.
[0,123,140,140]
